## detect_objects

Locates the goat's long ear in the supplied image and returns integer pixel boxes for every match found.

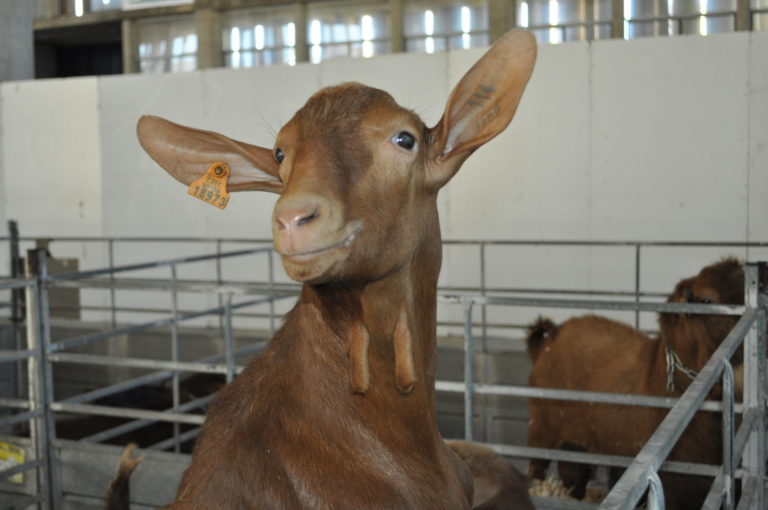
[427,30,536,189]
[137,115,282,193]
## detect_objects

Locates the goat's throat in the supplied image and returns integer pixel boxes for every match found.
[303,280,436,397]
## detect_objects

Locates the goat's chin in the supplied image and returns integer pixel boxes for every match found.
[280,250,350,284]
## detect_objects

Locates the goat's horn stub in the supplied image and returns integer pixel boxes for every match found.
[348,322,371,394]
[394,309,417,394]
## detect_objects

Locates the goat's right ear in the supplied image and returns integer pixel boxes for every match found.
[137,115,282,193]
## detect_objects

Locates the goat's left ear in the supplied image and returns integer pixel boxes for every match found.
[426,30,537,189]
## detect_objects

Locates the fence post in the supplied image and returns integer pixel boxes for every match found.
[742,262,766,510]
[25,248,58,509]
[463,299,475,441]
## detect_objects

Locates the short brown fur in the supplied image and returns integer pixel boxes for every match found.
[525,258,744,509]
[124,30,537,509]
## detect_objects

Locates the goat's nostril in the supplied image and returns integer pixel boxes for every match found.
[298,210,319,227]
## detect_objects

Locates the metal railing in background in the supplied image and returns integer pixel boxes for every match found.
[445,262,766,510]
[1,230,766,508]
[0,276,55,509]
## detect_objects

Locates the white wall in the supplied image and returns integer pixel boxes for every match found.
[1,31,767,329]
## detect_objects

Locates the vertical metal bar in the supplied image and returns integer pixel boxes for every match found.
[647,471,665,510]
[170,264,181,453]
[8,220,21,323]
[225,293,235,383]
[742,262,765,510]
[216,239,224,336]
[36,250,59,510]
[25,277,48,509]
[8,221,24,419]
[463,300,475,441]
[634,244,641,329]
[109,239,116,329]
[721,360,735,510]
[268,249,276,335]
[480,242,487,347]
[28,249,58,509]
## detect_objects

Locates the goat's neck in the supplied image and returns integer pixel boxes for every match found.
[297,242,441,402]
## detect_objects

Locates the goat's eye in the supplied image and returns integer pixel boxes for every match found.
[275,148,285,163]
[392,131,416,151]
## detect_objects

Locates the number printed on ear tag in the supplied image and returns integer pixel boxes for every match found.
[188,162,231,209]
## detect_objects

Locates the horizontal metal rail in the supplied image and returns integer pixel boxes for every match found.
[50,402,205,426]
[0,458,44,483]
[48,352,241,375]
[45,247,272,282]
[435,381,738,413]
[487,443,721,478]
[440,293,745,316]
[49,296,280,353]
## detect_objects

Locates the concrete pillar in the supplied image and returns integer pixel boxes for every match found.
[195,7,223,69]
[735,0,751,31]
[122,18,140,74]
[488,0,516,43]
[294,2,309,64]
[0,0,35,82]
[389,0,405,53]
[611,0,625,38]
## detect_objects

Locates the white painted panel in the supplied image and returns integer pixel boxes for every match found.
[590,34,750,242]
[1,78,102,240]
[444,41,592,241]
[318,52,449,127]
[748,31,768,255]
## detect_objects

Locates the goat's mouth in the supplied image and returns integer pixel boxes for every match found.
[277,220,363,282]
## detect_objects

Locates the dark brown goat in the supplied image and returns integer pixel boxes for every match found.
[525,258,744,509]
[117,30,537,509]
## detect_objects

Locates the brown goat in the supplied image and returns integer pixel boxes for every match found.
[118,30,537,509]
[525,258,744,509]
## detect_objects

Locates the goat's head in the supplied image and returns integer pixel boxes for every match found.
[136,31,536,285]
[659,257,744,362]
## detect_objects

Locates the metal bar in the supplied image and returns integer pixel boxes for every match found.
[0,409,43,430]
[0,458,44,483]
[81,395,214,444]
[170,264,181,453]
[0,397,32,409]
[702,408,758,510]
[721,360,735,510]
[442,294,745,316]
[49,296,276,352]
[51,402,205,426]
[434,381,737,413]
[463,301,475,441]
[599,310,756,510]
[46,247,272,281]
[740,262,766,510]
[63,371,176,404]
[646,471,664,510]
[0,278,37,291]
[634,244,641,329]
[62,341,265,405]
[483,443,720,477]
[36,250,59,509]
[0,349,38,364]
[109,239,116,328]
[225,294,235,383]
[48,352,237,374]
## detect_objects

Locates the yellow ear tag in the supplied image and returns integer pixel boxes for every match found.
[188,162,231,209]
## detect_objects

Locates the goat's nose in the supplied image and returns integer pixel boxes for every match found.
[273,197,322,232]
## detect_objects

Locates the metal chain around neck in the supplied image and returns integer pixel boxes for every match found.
[665,344,699,393]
